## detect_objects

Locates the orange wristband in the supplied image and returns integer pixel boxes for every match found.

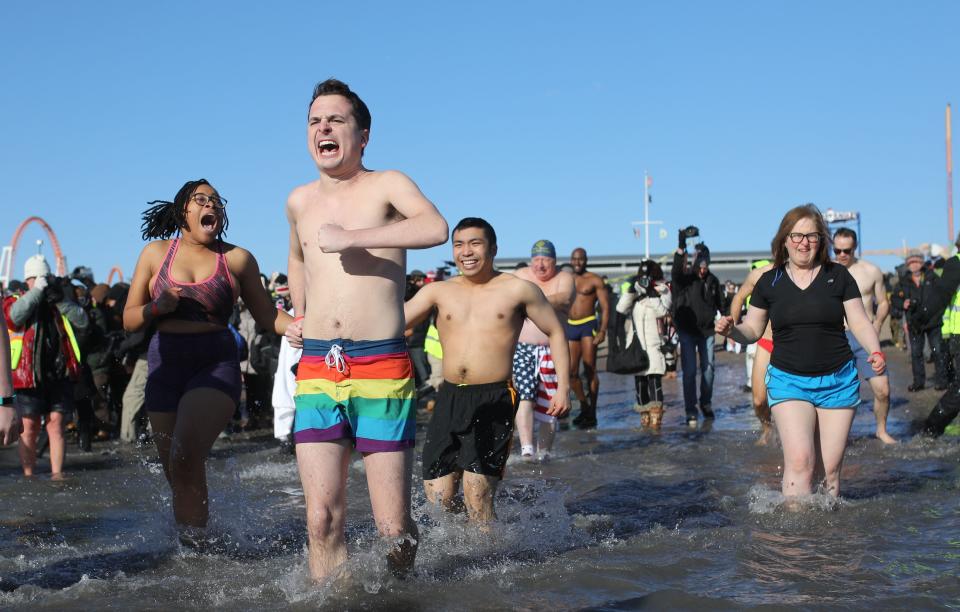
[871,351,885,360]
[293,315,304,323]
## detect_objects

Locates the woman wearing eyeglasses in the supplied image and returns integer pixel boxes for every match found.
[123,179,293,546]
[716,203,884,502]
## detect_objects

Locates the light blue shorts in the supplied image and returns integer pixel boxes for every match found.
[766,360,861,409]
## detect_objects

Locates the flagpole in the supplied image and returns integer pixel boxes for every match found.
[643,170,650,259]
[948,103,954,245]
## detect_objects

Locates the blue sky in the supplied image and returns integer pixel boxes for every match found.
[2,1,957,283]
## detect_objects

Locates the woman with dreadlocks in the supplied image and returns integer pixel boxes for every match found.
[124,179,293,546]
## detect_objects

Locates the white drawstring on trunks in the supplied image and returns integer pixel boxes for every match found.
[325,344,347,374]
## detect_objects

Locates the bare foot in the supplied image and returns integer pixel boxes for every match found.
[875,430,898,445]
[50,472,66,481]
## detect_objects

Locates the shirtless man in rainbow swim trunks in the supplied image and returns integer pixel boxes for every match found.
[405,218,569,524]
[285,79,448,581]
[729,259,775,445]
[512,240,575,461]
[567,248,609,430]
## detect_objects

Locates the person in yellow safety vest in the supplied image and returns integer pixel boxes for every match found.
[3,254,88,478]
[0,314,19,446]
[423,322,443,411]
[924,244,960,435]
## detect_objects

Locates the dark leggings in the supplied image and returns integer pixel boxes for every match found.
[634,374,663,405]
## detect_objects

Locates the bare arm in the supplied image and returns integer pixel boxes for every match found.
[233,248,293,336]
[318,171,448,252]
[716,305,768,345]
[593,277,610,346]
[403,282,439,330]
[845,297,886,375]
[523,283,571,416]
[872,270,890,332]
[286,200,306,318]
[123,242,175,332]
[0,317,11,399]
[729,265,768,323]
[845,297,882,355]
[545,271,576,315]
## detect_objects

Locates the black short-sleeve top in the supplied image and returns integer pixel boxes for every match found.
[750,262,861,376]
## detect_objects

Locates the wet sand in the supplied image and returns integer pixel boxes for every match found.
[1,346,958,610]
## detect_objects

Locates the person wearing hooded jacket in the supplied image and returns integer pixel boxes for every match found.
[616,260,671,430]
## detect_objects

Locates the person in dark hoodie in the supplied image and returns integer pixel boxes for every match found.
[672,230,724,427]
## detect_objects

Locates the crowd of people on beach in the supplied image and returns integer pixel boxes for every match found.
[2,78,960,582]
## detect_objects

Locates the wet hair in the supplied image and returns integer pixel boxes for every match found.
[637,260,664,281]
[832,227,858,247]
[140,179,229,241]
[308,78,371,131]
[771,203,830,268]
[452,217,497,247]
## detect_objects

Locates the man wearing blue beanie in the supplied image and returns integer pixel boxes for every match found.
[512,239,574,461]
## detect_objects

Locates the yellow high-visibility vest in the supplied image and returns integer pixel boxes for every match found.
[424,324,443,359]
[746,259,772,307]
[9,299,81,369]
[942,255,960,337]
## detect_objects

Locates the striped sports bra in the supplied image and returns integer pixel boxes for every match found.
[151,238,236,327]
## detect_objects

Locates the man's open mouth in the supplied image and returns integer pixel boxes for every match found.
[318,139,340,156]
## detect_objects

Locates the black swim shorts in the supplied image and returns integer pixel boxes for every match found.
[421,380,518,480]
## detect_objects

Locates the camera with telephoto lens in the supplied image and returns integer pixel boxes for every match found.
[42,274,66,304]
[681,226,700,240]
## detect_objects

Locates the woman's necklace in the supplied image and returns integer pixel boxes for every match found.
[787,262,819,288]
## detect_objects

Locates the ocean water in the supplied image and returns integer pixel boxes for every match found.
[1,350,958,610]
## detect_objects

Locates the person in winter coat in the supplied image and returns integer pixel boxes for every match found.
[672,236,724,426]
[4,254,89,478]
[617,261,672,430]
[892,250,948,391]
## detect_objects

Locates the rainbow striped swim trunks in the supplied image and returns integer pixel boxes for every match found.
[293,338,416,452]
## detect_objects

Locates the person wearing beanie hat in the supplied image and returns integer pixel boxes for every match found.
[4,252,90,478]
[511,238,574,461]
[832,228,897,444]
[23,254,50,281]
[893,242,949,396]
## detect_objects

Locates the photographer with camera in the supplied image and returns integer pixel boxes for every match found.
[891,250,948,392]
[672,226,724,427]
[616,260,671,430]
[3,255,89,478]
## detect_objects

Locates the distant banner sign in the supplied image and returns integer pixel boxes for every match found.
[823,208,859,223]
